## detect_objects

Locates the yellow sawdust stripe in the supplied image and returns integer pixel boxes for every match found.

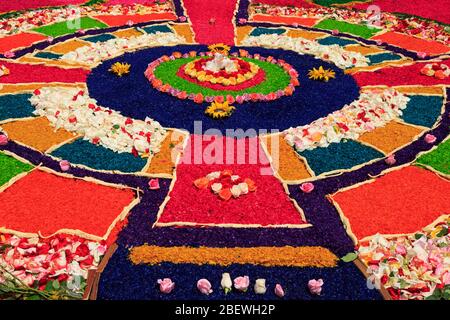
[46,39,91,54]
[112,28,143,39]
[344,44,384,55]
[286,29,327,40]
[235,26,253,45]
[171,23,196,43]
[129,245,339,267]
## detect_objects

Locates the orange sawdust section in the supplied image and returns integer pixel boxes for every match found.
[357,121,424,154]
[346,59,412,74]
[171,23,195,43]
[112,28,143,39]
[0,33,47,54]
[0,117,77,152]
[261,134,312,181]
[145,131,185,175]
[251,14,318,27]
[0,169,136,240]
[394,86,444,95]
[0,83,84,94]
[129,245,338,267]
[235,26,253,45]
[331,166,450,240]
[372,32,450,55]
[286,29,326,40]
[46,39,91,54]
[344,44,384,55]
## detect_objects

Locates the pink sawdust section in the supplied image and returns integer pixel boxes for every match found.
[93,12,177,26]
[182,0,237,45]
[104,0,161,4]
[352,0,450,25]
[256,0,318,8]
[158,135,307,226]
[352,59,450,87]
[0,0,87,14]
[0,170,136,239]
[331,166,450,240]
[0,62,89,84]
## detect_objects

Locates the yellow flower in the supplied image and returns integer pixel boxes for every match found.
[308,66,336,82]
[109,62,131,77]
[208,43,231,55]
[205,101,236,119]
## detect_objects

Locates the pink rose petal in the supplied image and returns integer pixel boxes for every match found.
[300,182,314,193]
[424,134,436,144]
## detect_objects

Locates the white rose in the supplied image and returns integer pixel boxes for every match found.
[238,183,248,194]
[206,171,221,180]
[211,183,222,194]
[221,273,232,294]
[230,185,241,198]
[254,279,267,294]
[231,175,239,181]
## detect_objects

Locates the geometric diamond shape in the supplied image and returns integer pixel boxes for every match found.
[298,140,384,176]
[330,166,450,241]
[0,169,137,240]
[357,120,424,154]
[0,117,77,152]
[156,136,308,227]
[50,138,148,173]
[400,95,444,128]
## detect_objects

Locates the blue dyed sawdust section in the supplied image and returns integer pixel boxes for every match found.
[34,51,62,60]
[83,33,116,43]
[318,36,358,46]
[400,95,444,128]
[250,27,286,36]
[97,245,382,300]
[141,25,173,34]
[367,53,402,65]
[0,94,35,121]
[299,140,384,175]
[86,45,360,134]
[50,139,147,173]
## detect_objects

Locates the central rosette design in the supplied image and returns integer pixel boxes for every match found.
[144,44,300,105]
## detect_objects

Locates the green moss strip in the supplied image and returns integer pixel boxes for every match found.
[416,138,450,175]
[0,152,33,187]
[153,57,291,98]
[314,19,381,39]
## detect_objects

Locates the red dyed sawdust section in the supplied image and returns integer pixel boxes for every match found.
[0,62,89,84]
[158,135,306,226]
[251,14,318,27]
[182,0,236,45]
[0,33,47,54]
[352,60,450,87]
[352,0,450,25]
[371,32,450,56]
[0,0,87,14]
[331,166,450,240]
[0,170,135,240]
[93,13,177,27]
[256,0,318,8]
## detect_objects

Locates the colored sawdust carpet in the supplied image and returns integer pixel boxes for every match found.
[0,169,136,240]
[331,166,450,240]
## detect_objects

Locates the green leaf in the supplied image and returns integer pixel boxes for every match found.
[436,228,448,238]
[112,124,120,130]
[45,281,54,292]
[52,280,60,290]
[341,252,358,262]
[414,233,424,240]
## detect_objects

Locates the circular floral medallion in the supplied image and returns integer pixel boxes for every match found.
[144,49,299,104]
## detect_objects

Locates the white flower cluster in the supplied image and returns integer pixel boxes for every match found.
[29,87,166,157]
[61,32,185,65]
[242,34,368,69]
[206,171,250,198]
[284,89,410,152]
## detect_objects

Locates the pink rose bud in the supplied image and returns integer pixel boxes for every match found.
[274,284,285,298]
[292,23,299,27]
[233,276,250,292]
[424,134,436,144]
[149,178,160,190]
[300,182,314,193]
[332,29,339,35]
[59,160,71,172]
[4,51,15,58]
[47,36,54,43]
[395,245,407,256]
[0,134,8,146]
[442,272,450,285]
[197,279,213,295]
[308,279,323,295]
[417,52,427,58]
[385,154,396,165]
[126,20,134,26]
[157,278,175,294]
[179,16,187,22]
[239,18,247,24]
[375,39,383,45]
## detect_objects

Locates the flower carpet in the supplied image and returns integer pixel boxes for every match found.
[0,0,449,301]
